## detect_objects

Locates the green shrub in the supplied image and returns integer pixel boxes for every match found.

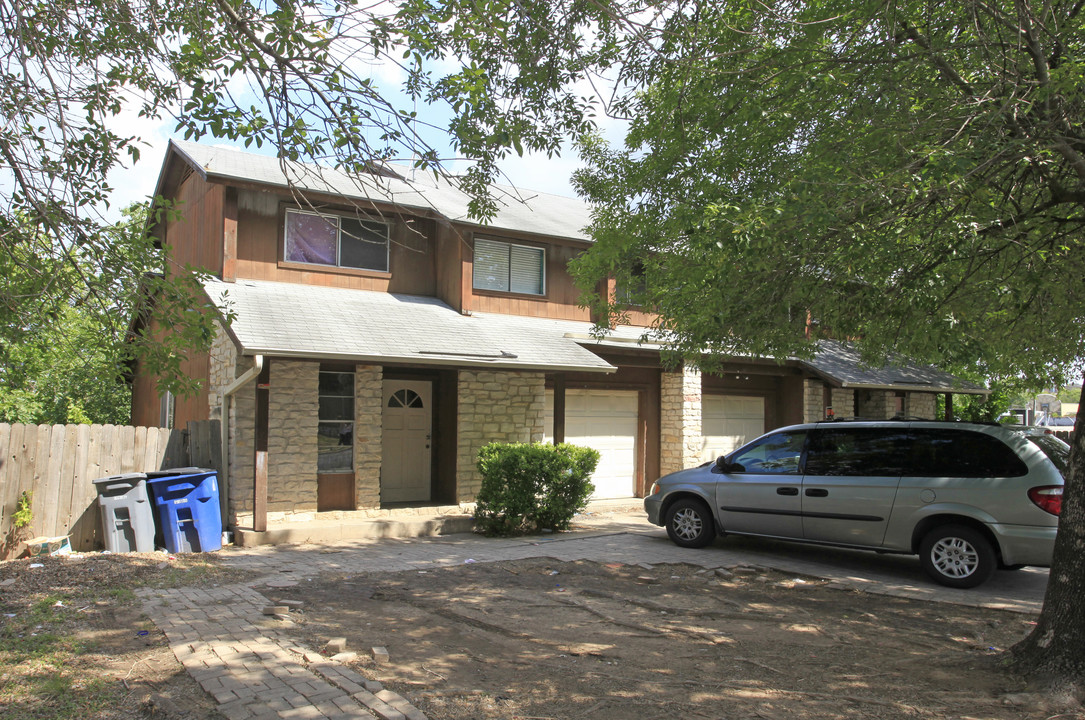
[474,442,599,536]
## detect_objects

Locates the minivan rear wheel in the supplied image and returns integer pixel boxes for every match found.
[665,498,715,548]
[919,525,996,588]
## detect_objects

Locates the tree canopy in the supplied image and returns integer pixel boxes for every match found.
[571,0,1085,691]
[573,0,1084,386]
[1,0,617,396]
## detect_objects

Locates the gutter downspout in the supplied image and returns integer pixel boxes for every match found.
[219,355,264,530]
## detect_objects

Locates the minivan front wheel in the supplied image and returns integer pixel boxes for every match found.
[919,525,996,588]
[665,498,715,548]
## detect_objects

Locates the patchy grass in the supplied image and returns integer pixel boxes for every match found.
[0,552,252,719]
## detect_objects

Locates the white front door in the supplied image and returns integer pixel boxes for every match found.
[545,389,639,500]
[381,379,432,503]
[701,395,766,463]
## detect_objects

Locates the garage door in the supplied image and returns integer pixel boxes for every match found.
[701,395,765,464]
[545,389,638,499]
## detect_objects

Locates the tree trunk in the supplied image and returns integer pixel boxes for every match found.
[1010,377,1085,691]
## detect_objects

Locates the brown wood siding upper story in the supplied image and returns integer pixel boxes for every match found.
[465,232,592,321]
[231,191,437,295]
[164,174,225,276]
[434,223,467,312]
[130,317,212,428]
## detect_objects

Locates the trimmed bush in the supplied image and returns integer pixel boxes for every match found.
[474,442,600,536]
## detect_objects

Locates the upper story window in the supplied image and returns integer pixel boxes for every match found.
[615,262,647,306]
[284,208,389,273]
[473,237,545,295]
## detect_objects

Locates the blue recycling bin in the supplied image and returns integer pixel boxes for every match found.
[146,468,222,553]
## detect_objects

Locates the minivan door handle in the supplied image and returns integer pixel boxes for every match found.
[776,487,799,496]
[805,488,829,497]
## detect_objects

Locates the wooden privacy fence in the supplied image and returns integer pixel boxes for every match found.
[0,421,221,558]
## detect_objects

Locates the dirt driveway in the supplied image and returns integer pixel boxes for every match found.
[271,555,1065,720]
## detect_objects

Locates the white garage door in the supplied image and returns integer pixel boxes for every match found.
[701,395,765,464]
[545,389,638,499]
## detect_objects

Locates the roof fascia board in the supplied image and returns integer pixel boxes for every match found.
[839,381,990,395]
[240,347,617,374]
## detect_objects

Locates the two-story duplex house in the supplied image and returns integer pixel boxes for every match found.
[130,140,987,544]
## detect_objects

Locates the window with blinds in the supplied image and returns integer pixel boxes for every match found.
[472,238,545,295]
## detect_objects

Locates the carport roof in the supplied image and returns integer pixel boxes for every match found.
[203,278,617,373]
[798,341,989,395]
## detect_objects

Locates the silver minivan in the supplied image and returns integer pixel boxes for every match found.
[644,420,1066,587]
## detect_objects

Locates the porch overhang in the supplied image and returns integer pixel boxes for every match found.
[203,278,617,374]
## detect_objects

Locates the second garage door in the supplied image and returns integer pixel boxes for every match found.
[701,395,766,464]
[545,389,638,499]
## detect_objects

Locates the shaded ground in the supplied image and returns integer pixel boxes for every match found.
[271,557,1073,720]
[1,549,1078,719]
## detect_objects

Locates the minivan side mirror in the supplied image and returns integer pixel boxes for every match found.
[713,456,743,474]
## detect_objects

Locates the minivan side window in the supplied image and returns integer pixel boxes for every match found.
[1028,434,1069,478]
[907,429,1028,478]
[728,431,807,474]
[805,428,911,476]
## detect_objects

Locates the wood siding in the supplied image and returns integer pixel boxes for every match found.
[130,317,212,428]
[465,233,592,321]
[232,190,437,295]
[165,172,225,276]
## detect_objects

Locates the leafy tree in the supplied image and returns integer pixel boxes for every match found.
[1,0,617,396]
[0,205,162,424]
[572,0,1085,693]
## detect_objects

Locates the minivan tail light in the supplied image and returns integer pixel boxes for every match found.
[1028,486,1063,516]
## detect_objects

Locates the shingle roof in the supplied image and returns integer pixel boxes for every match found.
[169,140,593,242]
[799,341,988,395]
[205,277,985,393]
[204,278,616,373]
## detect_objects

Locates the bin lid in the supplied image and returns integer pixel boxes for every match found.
[147,467,216,477]
[146,467,217,482]
[93,472,148,485]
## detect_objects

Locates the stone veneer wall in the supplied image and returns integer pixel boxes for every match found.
[266,360,320,516]
[207,322,237,422]
[354,365,383,508]
[660,364,702,475]
[803,380,854,421]
[857,390,892,419]
[830,388,855,419]
[206,321,257,525]
[909,392,937,419]
[456,370,545,503]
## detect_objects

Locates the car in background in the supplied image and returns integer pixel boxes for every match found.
[644,419,1066,588]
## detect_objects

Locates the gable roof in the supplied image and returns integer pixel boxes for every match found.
[161,140,593,242]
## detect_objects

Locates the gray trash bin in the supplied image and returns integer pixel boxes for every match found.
[94,473,156,553]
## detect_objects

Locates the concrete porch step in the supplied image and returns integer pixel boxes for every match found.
[233,513,476,547]
[230,498,645,548]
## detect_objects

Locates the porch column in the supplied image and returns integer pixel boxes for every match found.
[253,361,270,533]
[660,363,702,475]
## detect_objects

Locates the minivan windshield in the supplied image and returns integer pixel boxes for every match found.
[1027,434,1070,478]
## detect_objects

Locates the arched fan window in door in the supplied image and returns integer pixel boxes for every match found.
[387,389,425,409]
